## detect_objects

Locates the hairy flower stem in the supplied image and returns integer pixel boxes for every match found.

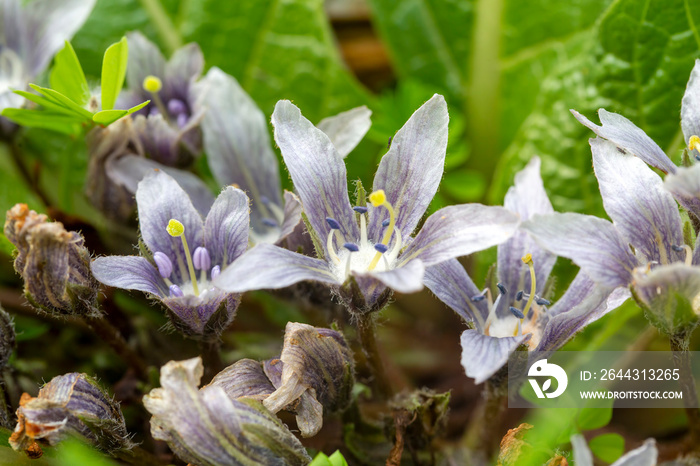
[355,312,393,401]
[200,339,223,384]
[138,0,183,54]
[669,331,700,448]
[114,445,165,466]
[462,372,508,464]
[86,316,149,380]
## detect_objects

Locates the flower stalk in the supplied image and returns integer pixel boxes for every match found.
[355,312,393,400]
[669,330,700,449]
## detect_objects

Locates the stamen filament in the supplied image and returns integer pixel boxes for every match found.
[143,76,170,118]
[521,253,536,322]
[683,244,692,266]
[166,219,199,296]
[360,213,367,246]
[367,190,398,271]
[326,230,340,264]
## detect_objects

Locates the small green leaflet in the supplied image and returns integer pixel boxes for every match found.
[588,433,625,463]
[50,41,90,106]
[309,451,349,466]
[100,36,128,111]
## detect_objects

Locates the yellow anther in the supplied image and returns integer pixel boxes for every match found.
[143,75,163,93]
[521,253,533,264]
[369,190,386,207]
[166,219,184,237]
[689,135,700,152]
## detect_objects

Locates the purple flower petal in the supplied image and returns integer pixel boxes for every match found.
[91,256,165,297]
[591,137,684,265]
[194,68,282,230]
[276,191,303,246]
[271,100,359,248]
[19,0,95,77]
[368,95,448,241]
[423,259,488,325]
[632,263,700,321]
[125,31,167,101]
[497,157,556,316]
[214,243,339,293]
[204,186,249,267]
[665,164,700,223]
[460,329,530,384]
[161,291,238,338]
[109,155,215,215]
[398,204,519,268]
[523,212,638,288]
[136,171,204,283]
[537,272,629,352]
[316,106,372,158]
[682,60,700,160]
[354,259,425,294]
[571,109,677,174]
[164,43,204,99]
[612,439,657,466]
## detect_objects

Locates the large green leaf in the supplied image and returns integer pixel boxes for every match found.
[180,0,371,121]
[50,41,90,106]
[368,0,700,215]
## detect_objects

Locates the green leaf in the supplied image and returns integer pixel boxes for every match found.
[1,108,85,135]
[576,402,613,431]
[328,451,349,466]
[309,452,332,466]
[101,37,129,111]
[28,84,94,120]
[13,90,80,116]
[92,100,149,126]
[588,433,625,463]
[50,41,90,106]
[181,0,371,121]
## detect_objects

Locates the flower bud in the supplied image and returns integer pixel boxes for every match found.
[4,205,99,317]
[9,373,132,458]
[144,358,311,466]
[209,359,275,401]
[263,323,354,437]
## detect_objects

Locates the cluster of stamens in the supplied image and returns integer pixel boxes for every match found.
[474,254,549,343]
[142,76,190,128]
[153,219,220,298]
[325,190,403,282]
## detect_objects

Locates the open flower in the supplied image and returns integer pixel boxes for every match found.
[91,170,249,340]
[10,373,131,458]
[215,95,520,311]
[0,0,95,133]
[425,158,629,383]
[522,138,700,334]
[144,357,311,466]
[192,67,371,246]
[117,32,205,166]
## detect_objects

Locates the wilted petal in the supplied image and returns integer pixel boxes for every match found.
[125,31,166,99]
[164,43,204,99]
[498,156,556,315]
[208,359,275,401]
[523,213,638,288]
[423,259,487,325]
[355,259,425,294]
[109,155,215,215]
[21,0,95,76]
[571,109,676,174]
[537,272,629,352]
[204,186,249,268]
[682,60,700,160]
[136,171,204,283]
[194,68,282,229]
[10,373,131,457]
[460,329,529,384]
[632,263,700,334]
[271,100,359,245]
[263,323,354,438]
[591,137,684,265]
[399,205,519,268]
[92,256,166,297]
[317,106,372,158]
[161,292,238,340]
[215,243,339,293]
[144,358,311,466]
[368,95,448,240]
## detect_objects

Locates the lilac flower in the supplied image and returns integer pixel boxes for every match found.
[570,59,700,218]
[192,67,371,246]
[571,435,656,466]
[424,158,629,383]
[522,138,700,334]
[117,32,205,166]
[143,357,311,466]
[91,170,249,340]
[214,95,520,311]
[0,0,95,128]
